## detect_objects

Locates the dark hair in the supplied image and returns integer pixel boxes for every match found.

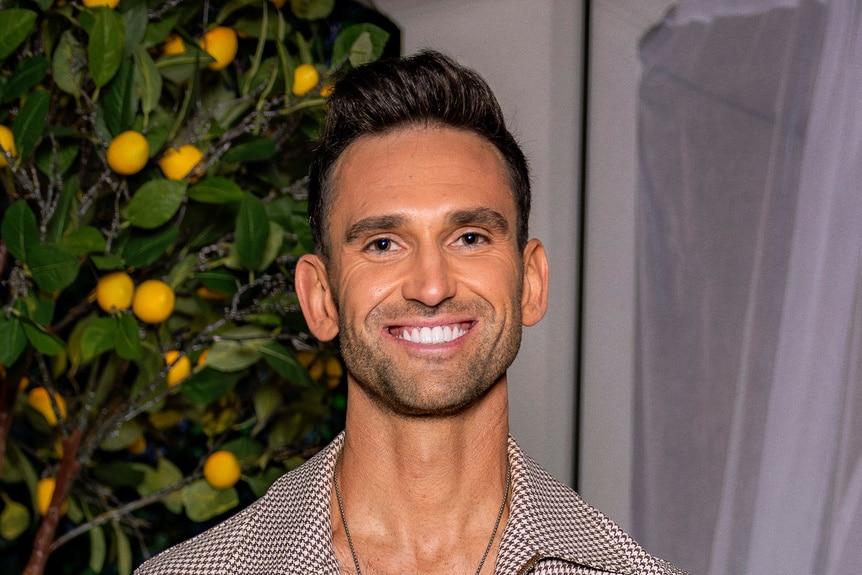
[307,50,530,257]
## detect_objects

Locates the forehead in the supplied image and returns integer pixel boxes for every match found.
[328,126,516,225]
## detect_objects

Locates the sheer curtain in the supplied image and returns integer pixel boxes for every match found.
[633,1,862,573]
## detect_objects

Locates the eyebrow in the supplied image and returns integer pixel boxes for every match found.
[343,207,511,244]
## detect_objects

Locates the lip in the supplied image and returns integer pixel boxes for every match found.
[385,320,475,346]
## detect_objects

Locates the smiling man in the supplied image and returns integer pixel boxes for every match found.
[136,50,685,575]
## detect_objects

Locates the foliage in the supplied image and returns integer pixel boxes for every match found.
[0,0,390,573]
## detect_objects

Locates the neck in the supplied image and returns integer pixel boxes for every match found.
[332,378,511,573]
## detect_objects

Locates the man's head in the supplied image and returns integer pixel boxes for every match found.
[308,50,531,259]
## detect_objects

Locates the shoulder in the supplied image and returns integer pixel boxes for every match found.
[134,436,343,575]
[502,437,687,575]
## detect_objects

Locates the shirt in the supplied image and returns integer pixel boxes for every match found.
[135,433,686,574]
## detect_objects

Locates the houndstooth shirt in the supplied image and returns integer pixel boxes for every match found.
[135,433,686,574]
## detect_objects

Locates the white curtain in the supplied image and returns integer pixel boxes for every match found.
[633,1,862,573]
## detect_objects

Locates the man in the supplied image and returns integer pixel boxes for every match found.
[136,50,685,575]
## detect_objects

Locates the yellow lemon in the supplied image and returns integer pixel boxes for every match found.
[271,0,286,9]
[196,348,210,367]
[28,387,67,426]
[162,33,186,56]
[127,435,147,455]
[0,125,17,168]
[82,0,120,7]
[319,83,334,98]
[164,350,191,387]
[95,271,135,313]
[132,279,175,323]
[292,63,319,97]
[200,27,238,71]
[106,131,149,175]
[158,144,203,180]
[36,477,68,516]
[295,350,315,368]
[203,450,242,490]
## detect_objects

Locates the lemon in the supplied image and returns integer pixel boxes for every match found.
[162,34,186,56]
[292,64,319,97]
[0,125,17,168]
[82,0,120,7]
[28,387,67,426]
[196,348,210,367]
[295,350,315,368]
[158,144,203,180]
[203,450,242,490]
[320,83,334,98]
[127,435,147,455]
[36,477,68,516]
[95,271,135,313]
[200,27,238,71]
[195,285,229,301]
[106,131,149,175]
[164,350,191,387]
[271,0,287,9]
[132,279,175,323]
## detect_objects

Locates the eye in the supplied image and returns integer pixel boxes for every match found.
[364,237,399,253]
[454,232,488,247]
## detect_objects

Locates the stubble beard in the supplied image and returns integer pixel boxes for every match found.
[338,297,523,418]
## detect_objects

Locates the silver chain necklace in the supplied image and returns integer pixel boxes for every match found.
[333,458,512,575]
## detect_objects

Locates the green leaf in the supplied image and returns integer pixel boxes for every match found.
[188,177,243,204]
[22,322,65,356]
[12,89,49,162]
[181,480,239,522]
[136,457,183,514]
[206,338,265,373]
[115,313,142,360]
[61,226,107,256]
[28,243,81,292]
[126,179,187,229]
[81,316,117,362]
[101,56,136,136]
[0,9,37,60]
[52,31,86,98]
[253,382,282,434]
[258,341,316,387]
[257,220,284,271]
[0,314,27,365]
[1,200,39,262]
[36,142,80,181]
[113,520,133,575]
[91,253,127,270]
[89,525,107,573]
[0,495,30,540]
[235,193,269,269]
[290,0,334,21]
[121,0,149,54]
[100,420,144,451]
[1,56,50,104]
[181,369,242,404]
[220,436,264,462]
[118,226,179,268]
[87,8,125,87]
[221,136,276,163]
[246,467,284,498]
[134,45,162,117]
[332,24,390,68]
[91,461,146,488]
[195,270,239,296]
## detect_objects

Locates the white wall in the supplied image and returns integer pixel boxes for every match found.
[372,0,582,486]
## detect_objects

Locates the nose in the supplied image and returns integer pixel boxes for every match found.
[400,244,457,307]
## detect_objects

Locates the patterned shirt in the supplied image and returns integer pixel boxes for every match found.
[135,433,686,574]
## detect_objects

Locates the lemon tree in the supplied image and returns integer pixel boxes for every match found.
[0,1,394,574]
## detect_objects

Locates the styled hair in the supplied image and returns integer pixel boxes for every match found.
[307,50,530,257]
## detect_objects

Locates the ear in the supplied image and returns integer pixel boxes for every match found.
[520,238,549,327]
[295,254,340,341]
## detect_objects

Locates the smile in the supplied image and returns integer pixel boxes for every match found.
[390,323,471,344]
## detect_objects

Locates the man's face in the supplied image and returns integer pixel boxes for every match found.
[322,126,528,417]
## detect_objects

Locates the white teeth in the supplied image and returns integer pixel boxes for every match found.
[399,324,466,344]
